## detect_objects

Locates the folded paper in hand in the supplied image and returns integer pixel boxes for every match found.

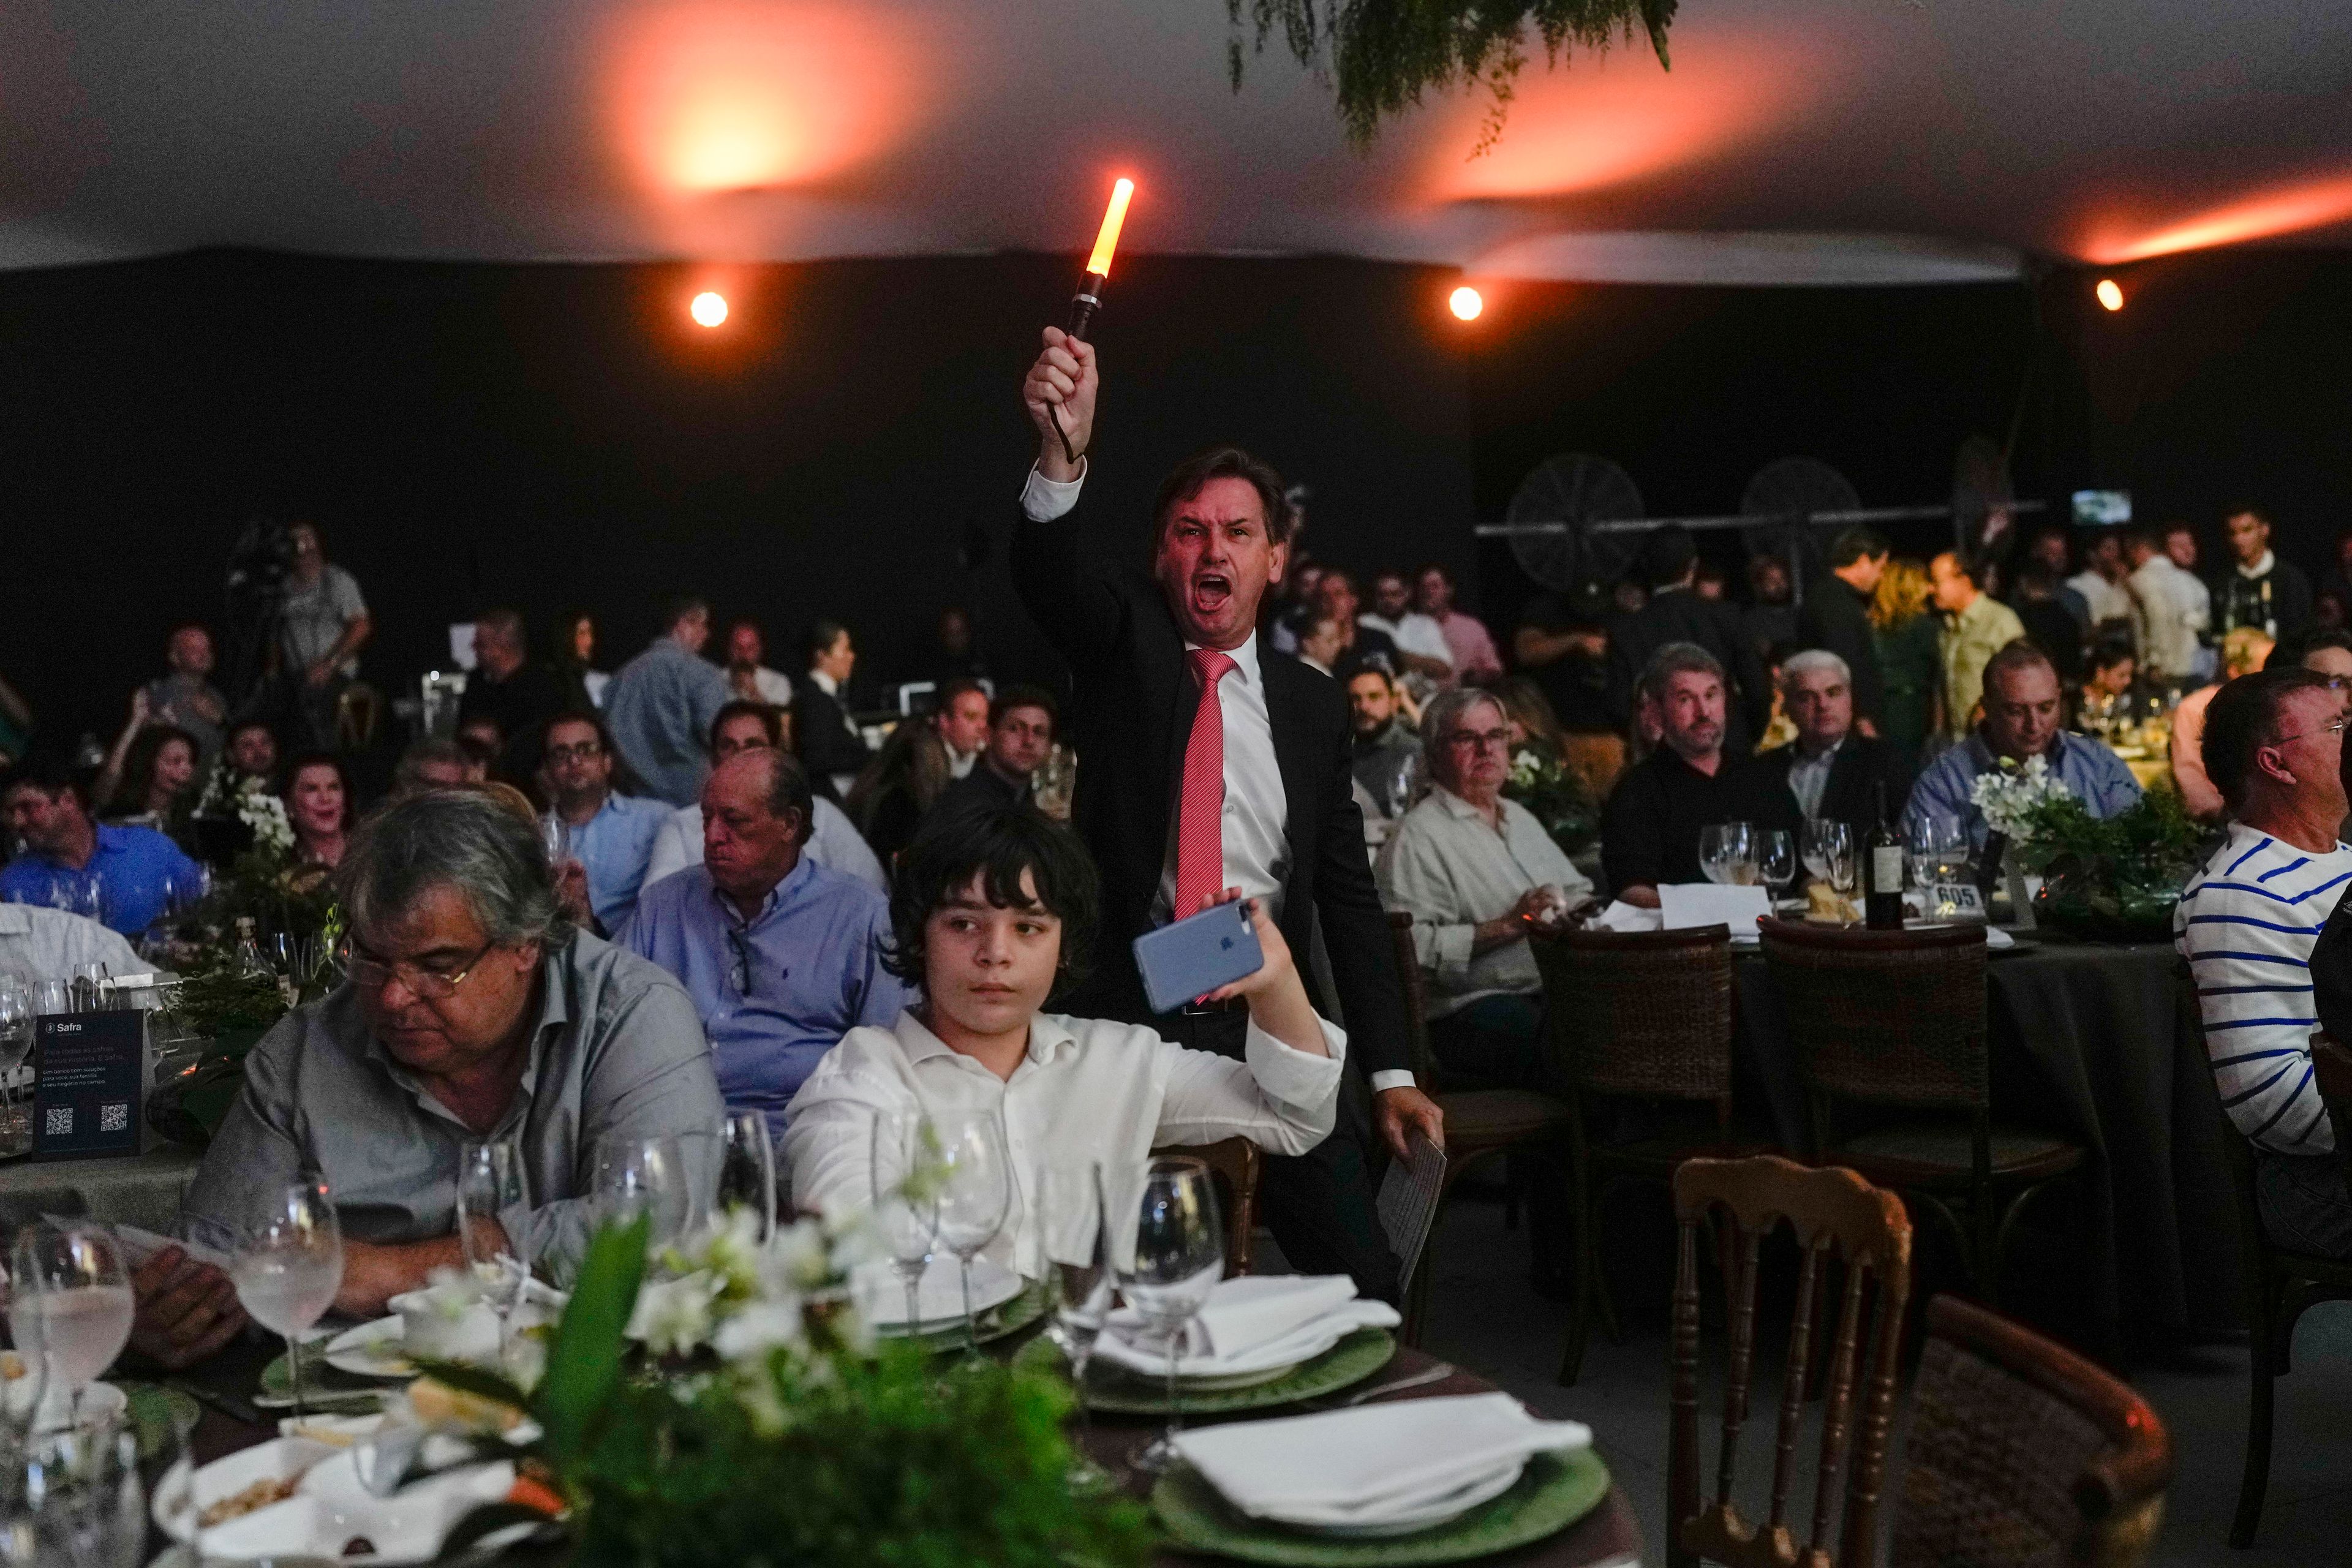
[1657,883,1772,937]
[1172,1392,1591,1517]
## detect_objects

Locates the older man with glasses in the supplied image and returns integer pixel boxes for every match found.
[173,790,722,1325]
[1378,687,1594,1089]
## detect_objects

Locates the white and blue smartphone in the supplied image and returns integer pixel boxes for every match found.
[1134,899,1265,1016]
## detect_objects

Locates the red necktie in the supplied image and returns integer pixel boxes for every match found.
[1176,648,1238,921]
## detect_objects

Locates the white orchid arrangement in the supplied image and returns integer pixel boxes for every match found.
[623,1204,883,1371]
[238,784,296,854]
[1969,754,2073,845]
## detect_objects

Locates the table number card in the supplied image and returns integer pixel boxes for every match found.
[32,1011,144,1162]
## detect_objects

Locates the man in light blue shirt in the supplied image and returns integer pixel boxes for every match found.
[543,713,670,933]
[618,748,911,1140]
[2,755,203,937]
[1904,641,2141,850]
[605,597,731,807]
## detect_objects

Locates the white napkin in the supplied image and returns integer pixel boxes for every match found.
[1096,1275,1398,1378]
[1657,883,1772,937]
[1589,900,1662,933]
[1173,1392,1591,1519]
[1986,926,2016,949]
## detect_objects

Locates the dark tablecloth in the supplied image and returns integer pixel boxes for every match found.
[1736,935,2242,1340]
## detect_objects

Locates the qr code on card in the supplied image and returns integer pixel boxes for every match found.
[43,1107,72,1137]
[99,1102,129,1134]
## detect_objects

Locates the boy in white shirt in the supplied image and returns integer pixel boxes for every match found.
[783,805,1344,1273]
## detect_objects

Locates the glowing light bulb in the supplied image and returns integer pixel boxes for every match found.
[1449,285,1484,322]
[690,291,729,327]
[2095,278,2124,312]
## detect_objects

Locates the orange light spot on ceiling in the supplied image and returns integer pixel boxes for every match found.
[1419,31,1819,204]
[606,4,927,196]
[2083,173,2352,263]
[690,290,729,325]
[1449,285,1484,320]
[2094,278,2124,312]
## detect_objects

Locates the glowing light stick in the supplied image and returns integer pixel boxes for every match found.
[1065,178,1134,344]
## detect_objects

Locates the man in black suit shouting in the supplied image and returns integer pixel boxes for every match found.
[1011,326,1441,1302]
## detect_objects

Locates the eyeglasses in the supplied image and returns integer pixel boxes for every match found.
[349,939,497,1000]
[545,742,605,764]
[2271,717,2349,748]
[1444,728,1512,752]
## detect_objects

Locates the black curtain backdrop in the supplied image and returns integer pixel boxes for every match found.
[4,246,2350,752]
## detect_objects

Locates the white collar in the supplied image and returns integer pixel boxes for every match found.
[2238,551,2277,580]
[1300,655,1332,677]
[808,669,839,697]
[1183,634,1263,686]
[893,1006,1077,1072]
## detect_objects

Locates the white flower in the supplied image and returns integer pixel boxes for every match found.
[1969,755,2073,843]
[712,1300,805,1363]
[236,787,296,853]
[625,1272,724,1357]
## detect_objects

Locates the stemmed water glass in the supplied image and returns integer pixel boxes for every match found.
[1121,1156,1225,1473]
[8,1224,134,1431]
[230,1183,344,1421]
[0,990,29,1161]
[1800,817,1837,885]
[594,1136,692,1250]
[1758,829,1797,907]
[716,1112,778,1245]
[1825,836,1860,923]
[69,963,110,1014]
[1036,1164,1115,1491]
[1698,822,1755,886]
[0,1253,44,1459]
[932,1111,1011,1357]
[458,1139,533,1371]
[869,1112,941,1335]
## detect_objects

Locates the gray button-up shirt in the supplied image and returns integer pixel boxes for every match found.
[604,638,731,808]
[179,931,723,1280]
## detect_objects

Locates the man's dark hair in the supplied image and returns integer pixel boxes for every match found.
[1319,567,1359,598]
[1152,447,1294,546]
[0,751,84,809]
[2087,633,2137,674]
[2274,627,2352,669]
[805,619,851,668]
[659,595,707,633]
[1827,527,1891,569]
[540,709,646,794]
[989,684,1059,730]
[2206,668,2335,813]
[882,805,1098,995]
[2228,506,2273,530]
[227,717,276,747]
[165,620,211,647]
[393,736,473,794]
[708,699,783,753]
[476,607,526,649]
[1635,526,1697,590]
[1980,638,2053,693]
[937,677,990,715]
[1414,562,1455,588]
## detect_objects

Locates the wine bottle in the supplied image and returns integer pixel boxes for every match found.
[1866,783,1905,931]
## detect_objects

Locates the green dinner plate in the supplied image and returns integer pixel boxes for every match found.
[116,1383,202,1459]
[1019,1328,1396,1416]
[1151,1448,1611,1566]
[886,1280,1050,1353]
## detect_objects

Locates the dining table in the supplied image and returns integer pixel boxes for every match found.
[163,1322,1643,1567]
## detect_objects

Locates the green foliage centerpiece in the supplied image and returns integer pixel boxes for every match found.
[431,1208,1154,1568]
[1224,0,1679,149]
[1974,758,2205,940]
[1504,745,1600,856]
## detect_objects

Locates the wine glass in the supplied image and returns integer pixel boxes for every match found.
[8,1224,133,1430]
[70,874,104,929]
[538,816,572,873]
[1036,1164,1115,1491]
[0,989,29,1161]
[28,980,69,1022]
[1799,817,1834,884]
[230,1184,344,1420]
[1121,1156,1225,1472]
[1697,824,1733,885]
[1758,829,1796,905]
[4,1415,143,1568]
[69,962,110,1014]
[1826,839,1860,924]
[0,1256,45,1462]
[594,1136,691,1250]
[1385,751,1423,820]
[1724,821,1760,886]
[458,1139,532,1370]
[869,1112,940,1335]
[715,1112,777,1244]
[932,1111,1011,1357]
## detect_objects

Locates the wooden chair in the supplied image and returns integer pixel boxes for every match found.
[1152,1139,1261,1278]
[1669,1155,1913,1568]
[1757,917,2083,1305]
[1891,1294,2172,1568]
[2177,961,2352,1548]
[1384,910,1574,1341]
[1535,922,1757,1384]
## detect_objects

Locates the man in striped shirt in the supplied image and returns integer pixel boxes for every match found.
[2177,666,2352,1259]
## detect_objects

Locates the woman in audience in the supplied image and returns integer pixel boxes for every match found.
[1869,556,1943,766]
[101,723,202,843]
[557,608,610,709]
[782,805,1344,1273]
[2075,635,2140,736]
[845,720,951,868]
[281,752,355,881]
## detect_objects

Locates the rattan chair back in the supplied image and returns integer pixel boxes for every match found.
[1385,909,1443,1088]
[1757,917,1990,1111]
[1534,925,1734,1106]
[1668,1155,1913,1568]
[1151,1138,1261,1277]
[1891,1294,2171,1568]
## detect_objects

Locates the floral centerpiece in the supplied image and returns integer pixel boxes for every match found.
[429,1207,1153,1568]
[1504,747,1600,856]
[1972,758,2204,938]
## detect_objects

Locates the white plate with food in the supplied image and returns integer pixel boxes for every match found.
[324,1318,418,1380]
[153,1434,517,1563]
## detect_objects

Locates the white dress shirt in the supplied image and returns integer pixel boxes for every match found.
[644,796,887,892]
[1376,788,1593,1018]
[2065,570,2134,628]
[738,666,794,708]
[1023,466,1414,1092]
[1359,612,1455,672]
[2129,556,2212,680]
[782,1006,1345,1272]
[0,904,141,990]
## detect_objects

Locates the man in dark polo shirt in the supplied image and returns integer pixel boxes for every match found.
[1599,643,1773,907]
[933,685,1058,820]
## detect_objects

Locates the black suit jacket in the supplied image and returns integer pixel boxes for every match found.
[1751,735,1915,842]
[794,681,872,783]
[1605,588,1773,748]
[1793,575,1885,726]
[1010,498,1412,1078]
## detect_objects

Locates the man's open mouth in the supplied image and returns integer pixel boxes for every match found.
[1191,573,1232,614]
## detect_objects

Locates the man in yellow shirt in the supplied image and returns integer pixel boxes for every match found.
[1931,551,2027,738]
